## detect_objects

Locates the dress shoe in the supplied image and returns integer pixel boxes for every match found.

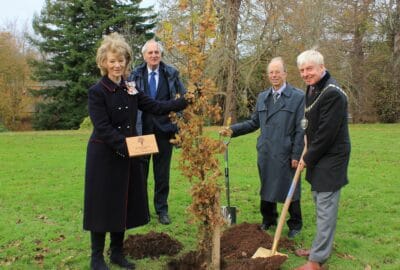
[294,248,310,257]
[110,253,135,269]
[294,261,323,270]
[90,256,110,270]
[288,229,301,238]
[260,222,276,230]
[260,223,270,230]
[159,214,171,225]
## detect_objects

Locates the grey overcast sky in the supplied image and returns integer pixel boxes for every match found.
[0,0,156,31]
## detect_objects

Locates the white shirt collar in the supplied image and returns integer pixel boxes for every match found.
[147,66,159,75]
[272,82,286,95]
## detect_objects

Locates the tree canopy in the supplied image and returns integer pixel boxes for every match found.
[30,0,156,130]
[158,0,400,123]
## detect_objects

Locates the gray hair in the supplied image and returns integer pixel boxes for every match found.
[141,39,164,54]
[268,57,287,72]
[296,50,324,67]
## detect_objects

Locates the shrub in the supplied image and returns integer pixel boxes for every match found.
[374,81,400,123]
[79,116,93,130]
[0,122,8,132]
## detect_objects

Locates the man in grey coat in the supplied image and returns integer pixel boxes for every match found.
[220,57,305,238]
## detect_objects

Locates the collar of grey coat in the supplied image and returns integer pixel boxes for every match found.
[100,76,128,93]
[266,83,292,100]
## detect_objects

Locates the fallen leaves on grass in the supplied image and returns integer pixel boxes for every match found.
[0,256,19,266]
[336,252,355,260]
[50,234,66,242]
[34,253,45,264]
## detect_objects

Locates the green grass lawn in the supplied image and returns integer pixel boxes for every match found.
[0,124,399,269]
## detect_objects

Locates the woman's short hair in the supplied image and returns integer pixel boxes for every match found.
[96,32,133,76]
[297,49,324,67]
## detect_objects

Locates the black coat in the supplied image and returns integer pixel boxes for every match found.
[83,76,186,232]
[129,61,186,135]
[303,72,351,192]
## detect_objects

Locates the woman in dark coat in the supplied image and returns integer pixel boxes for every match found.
[83,33,187,270]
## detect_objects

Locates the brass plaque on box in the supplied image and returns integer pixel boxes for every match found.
[126,134,159,157]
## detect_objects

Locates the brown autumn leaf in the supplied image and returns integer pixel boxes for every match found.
[34,253,44,264]
[51,234,66,242]
[336,252,355,260]
[37,214,48,220]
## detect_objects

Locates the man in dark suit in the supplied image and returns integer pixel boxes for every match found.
[129,39,186,225]
[295,50,351,270]
[220,57,305,238]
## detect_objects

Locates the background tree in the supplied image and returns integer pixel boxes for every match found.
[214,0,242,124]
[30,0,156,130]
[0,29,35,130]
[158,0,399,125]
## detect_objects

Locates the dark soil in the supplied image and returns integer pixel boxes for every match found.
[123,231,183,259]
[124,223,295,270]
[220,223,294,270]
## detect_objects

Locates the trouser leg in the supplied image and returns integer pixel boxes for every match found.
[309,190,341,263]
[260,200,278,226]
[153,133,173,215]
[287,200,303,230]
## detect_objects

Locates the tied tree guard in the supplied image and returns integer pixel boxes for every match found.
[161,0,225,269]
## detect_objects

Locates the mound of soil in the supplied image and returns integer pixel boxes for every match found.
[123,231,183,259]
[168,223,295,270]
[167,251,208,270]
[124,223,295,270]
[221,223,295,259]
[219,222,293,269]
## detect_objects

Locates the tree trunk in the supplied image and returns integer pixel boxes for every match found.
[222,0,241,125]
[349,0,373,122]
[394,0,400,122]
[394,0,400,71]
[210,222,221,270]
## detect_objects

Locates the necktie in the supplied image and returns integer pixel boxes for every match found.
[308,86,315,98]
[149,71,157,98]
[273,92,279,103]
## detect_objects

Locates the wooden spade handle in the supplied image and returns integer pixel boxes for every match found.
[271,137,307,255]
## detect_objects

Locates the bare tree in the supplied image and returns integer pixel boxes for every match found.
[216,0,242,124]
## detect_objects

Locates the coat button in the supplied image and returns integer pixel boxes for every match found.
[118,126,121,129]
[127,125,130,129]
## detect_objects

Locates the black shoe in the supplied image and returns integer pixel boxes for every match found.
[159,214,171,225]
[110,253,135,269]
[90,257,110,270]
[260,222,276,231]
[260,223,269,230]
[288,229,301,238]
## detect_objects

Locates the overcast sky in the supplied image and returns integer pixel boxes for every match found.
[0,0,156,31]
